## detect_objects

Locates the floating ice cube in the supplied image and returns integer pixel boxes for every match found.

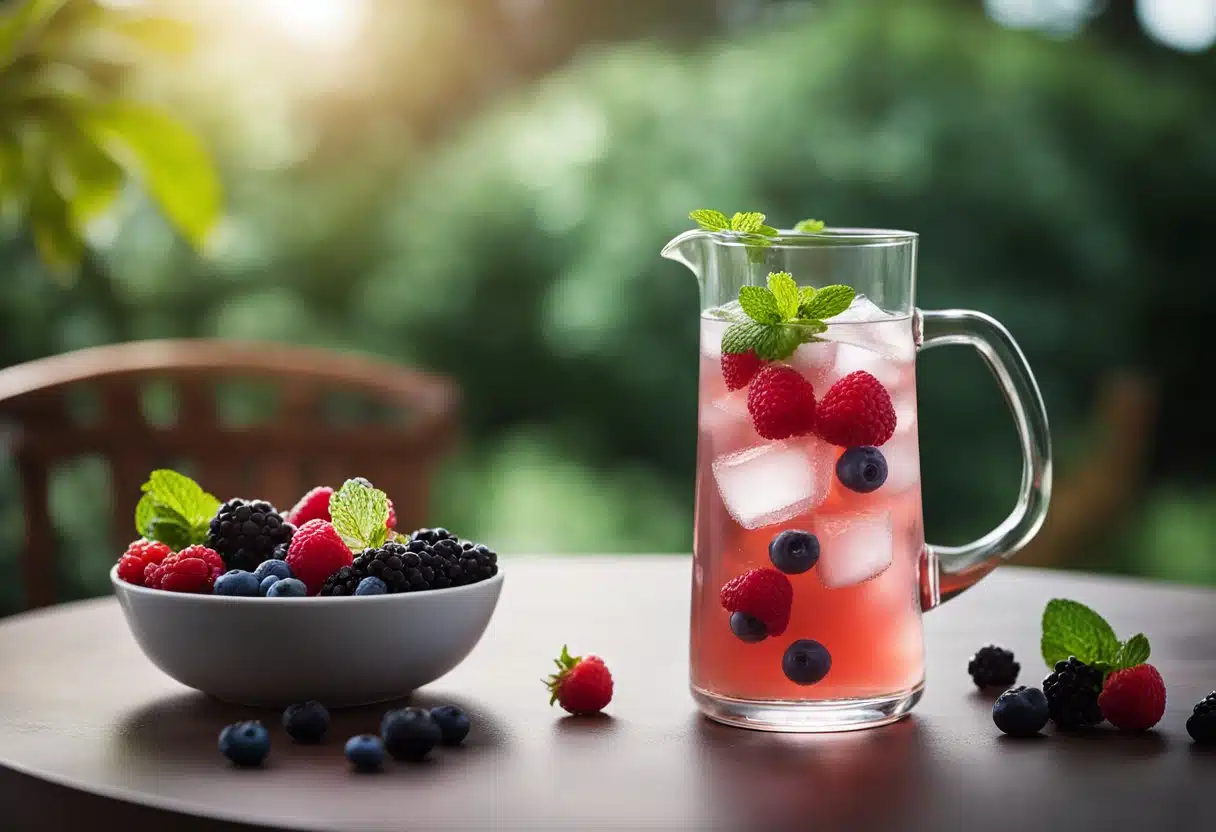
[877,425,921,494]
[892,390,917,432]
[713,389,750,419]
[701,317,730,361]
[825,306,915,363]
[712,440,834,530]
[830,343,908,390]
[789,341,838,393]
[830,295,889,324]
[816,510,894,588]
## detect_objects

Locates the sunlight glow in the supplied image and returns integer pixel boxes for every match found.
[246,0,365,51]
[1137,0,1216,52]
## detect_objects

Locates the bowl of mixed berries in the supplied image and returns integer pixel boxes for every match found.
[110,470,503,707]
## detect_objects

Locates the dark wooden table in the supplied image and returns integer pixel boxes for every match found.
[1,557,1214,831]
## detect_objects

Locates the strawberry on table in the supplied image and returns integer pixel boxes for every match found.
[545,645,614,715]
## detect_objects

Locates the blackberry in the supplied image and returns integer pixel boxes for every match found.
[318,536,499,595]
[967,645,1020,689]
[409,527,457,546]
[1186,691,1216,745]
[1043,656,1104,729]
[207,499,294,572]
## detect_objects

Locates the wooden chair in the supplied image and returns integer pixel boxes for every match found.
[0,340,460,609]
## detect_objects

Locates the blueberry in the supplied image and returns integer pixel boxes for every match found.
[992,686,1050,737]
[380,707,442,761]
[267,578,307,597]
[218,720,270,767]
[355,576,387,596]
[345,734,386,772]
[253,559,293,583]
[836,446,888,493]
[429,705,471,746]
[729,611,768,643]
[259,575,280,596]
[214,570,260,597]
[283,700,329,743]
[768,530,820,574]
[782,639,832,685]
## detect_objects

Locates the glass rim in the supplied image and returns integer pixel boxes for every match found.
[703,227,918,249]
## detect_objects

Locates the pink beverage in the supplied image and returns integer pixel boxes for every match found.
[692,303,925,707]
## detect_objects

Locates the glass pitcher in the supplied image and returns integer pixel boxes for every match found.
[662,226,1051,732]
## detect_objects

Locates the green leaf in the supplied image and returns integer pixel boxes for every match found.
[767,272,800,320]
[143,469,218,524]
[134,493,157,538]
[744,235,773,264]
[1114,633,1151,671]
[688,208,728,231]
[798,286,816,307]
[146,518,194,551]
[798,284,855,320]
[721,321,804,361]
[794,218,826,233]
[329,478,390,552]
[52,134,124,229]
[730,211,767,234]
[0,0,71,70]
[738,285,781,324]
[77,102,221,251]
[756,224,779,236]
[97,12,197,56]
[1041,599,1121,668]
[28,174,82,273]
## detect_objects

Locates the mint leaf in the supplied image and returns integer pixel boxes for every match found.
[798,284,855,320]
[744,236,772,264]
[721,321,804,361]
[768,272,800,320]
[329,478,390,552]
[738,285,781,324]
[137,469,220,548]
[134,493,157,538]
[1041,599,1121,668]
[147,518,195,551]
[730,211,768,234]
[794,218,826,233]
[799,286,816,307]
[689,209,729,231]
[1114,634,1151,670]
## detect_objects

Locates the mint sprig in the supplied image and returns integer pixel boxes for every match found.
[794,218,826,233]
[689,208,779,264]
[135,469,220,549]
[1041,598,1151,678]
[329,478,390,552]
[721,271,854,361]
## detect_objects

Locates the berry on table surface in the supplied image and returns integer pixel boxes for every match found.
[285,520,353,595]
[219,721,270,767]
[1186,692,1216,745]
[381,707,442,761]
[719,568,793,636]
[967,645,1020,689]
[545,645,614,715]
[782,639,832,685]
[746,365,817,441]
[214,570,261,597]
[722,350,763,391]
[207,498,295,573]
[283,701,330,743]
[835,446,889,493]
[116,539,173,586]
[768,530,820,575]
[345,734,386,772]
[814,371,896,448]
[429,705,471,746]
[355,576,387,596]
[1043,656,1104,730]
[253,559,293,583]
[259,575,281,596]
[1098,664,1166,732]
[144,546,225,593]
[729,611,768,643]
[992,686,1050,737]
[267,578,307,597]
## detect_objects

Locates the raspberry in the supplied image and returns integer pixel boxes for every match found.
[116,539,173,586]
[719,567,794,636]
[287,485,397,530]
[1098,664,1166,732]
[815,371,896,447]
[146,545,224,593]
[545,646,613,715]
[746,365,817,440]
[285,519,353,595]
[722,350,763,391]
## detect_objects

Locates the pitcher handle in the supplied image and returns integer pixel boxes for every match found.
[915,309,1052,610]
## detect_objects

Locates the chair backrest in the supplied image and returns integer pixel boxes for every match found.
[0,340,459,609]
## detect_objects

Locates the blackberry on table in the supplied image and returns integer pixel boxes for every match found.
[1043,656,1104,729]
[207,499,294,572]
[968,645,1020,689]
[1186,691,1216,744]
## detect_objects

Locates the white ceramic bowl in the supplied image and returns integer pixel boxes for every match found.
[110,565,504,707]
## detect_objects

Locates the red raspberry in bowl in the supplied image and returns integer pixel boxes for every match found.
[116,539,173,586]
[288,485,397,530]
[145,545,225,593]
[285,519,354,595]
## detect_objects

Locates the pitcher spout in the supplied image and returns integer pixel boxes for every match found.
[660,229,711,277]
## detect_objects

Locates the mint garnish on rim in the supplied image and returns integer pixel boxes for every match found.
[329,478,390,552]
[794,218,826,233]
[1040,598,1151,677]
[721,271,855,362]
[689,208,780,263]
[134,469,220,549]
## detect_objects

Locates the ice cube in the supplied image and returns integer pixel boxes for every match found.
[830,344,908,390]
[712,440,834,530]
[816,510,894,588]
[825,309,915,363]
[701,317,730,361]
[830,295,888,324]
[877,425,921,494]
[789,341,838,393]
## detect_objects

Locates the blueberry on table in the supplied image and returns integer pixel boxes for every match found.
[219,721,270,767]
[381,707,442,761]
[835,446,888,493]
[283,701,330,743]
[992,686,1050,737]
[253,559,293,583]
[729,611,768,643]
[429,705,472,746]
[768,530,820,574]
[782,639,832,685]
[266,578,307,597]
[214,570,261,597]
[345,735,386,772]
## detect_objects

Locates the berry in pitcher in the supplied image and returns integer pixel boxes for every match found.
[729,611,768,643]
[722,350,763,391]
[768,530,820,574]
[746,365,817,440]
[815,371,896,448]
[720,568,793,636]
[782,639,832,685]
[835,446,889,493]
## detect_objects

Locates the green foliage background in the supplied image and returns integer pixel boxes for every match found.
[2,0,1215,613]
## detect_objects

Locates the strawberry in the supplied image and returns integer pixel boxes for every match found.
[722,350,763,391]
[1099,664,1166,732]
[719,567,793,636]
[545,645,613,715]
[746,365,817,440]
[815,370,896,447]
